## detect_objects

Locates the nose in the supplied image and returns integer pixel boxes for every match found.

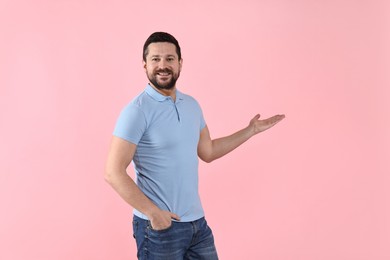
[157,59,168,70]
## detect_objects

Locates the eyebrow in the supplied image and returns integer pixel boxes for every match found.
[150,54,176,58]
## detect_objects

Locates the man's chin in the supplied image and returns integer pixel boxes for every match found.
[148,76,177,91]
[154,81,176,90]
[157,86,175,91]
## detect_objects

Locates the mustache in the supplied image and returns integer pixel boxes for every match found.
[155,69,173,74]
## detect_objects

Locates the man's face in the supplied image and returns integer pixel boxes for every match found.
[144,42,182,91]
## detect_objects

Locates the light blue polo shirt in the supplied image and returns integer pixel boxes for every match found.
[113,84,206,222]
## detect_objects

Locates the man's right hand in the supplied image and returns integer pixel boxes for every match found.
[148,209,180,231]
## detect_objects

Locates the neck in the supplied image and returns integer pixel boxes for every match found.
[149,83,177,101]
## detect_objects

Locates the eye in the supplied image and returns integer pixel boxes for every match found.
[151,57,160,62]
[167,57,175,62]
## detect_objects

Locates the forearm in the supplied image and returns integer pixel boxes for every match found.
[208,125,254,162]
[105,170,159,218]
[198,114,285,163]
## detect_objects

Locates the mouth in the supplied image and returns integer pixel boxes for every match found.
[156,71,172,82]
[157,72,171,77]
[157,72,171,76]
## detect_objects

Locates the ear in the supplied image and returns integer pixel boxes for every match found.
[179,58,183,70]
[143,60,147,71]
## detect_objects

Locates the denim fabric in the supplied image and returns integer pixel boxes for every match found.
[133,215,219,260]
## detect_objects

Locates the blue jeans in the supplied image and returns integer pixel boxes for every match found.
[132,215,219,260]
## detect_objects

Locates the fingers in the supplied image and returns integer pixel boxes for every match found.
[254,114,285,124]
[170,212,181,221]
[254,114,285,122]
[251,113,285,134]
[253,114,261,120]
[272,114,285,119]
[267,115,285,125]
[274,114,286,122]
[150,211,180,231]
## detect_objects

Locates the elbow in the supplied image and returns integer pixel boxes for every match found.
[104,171,112,184]
[104,162,129,185]
[104,166,115,185]
[198,142,215,163]
[203,157,214,163]
[199,154,214,163]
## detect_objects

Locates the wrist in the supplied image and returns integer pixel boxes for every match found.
[145,206,161,220]
[245,125,256,138]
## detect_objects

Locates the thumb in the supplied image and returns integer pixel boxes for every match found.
[252,114,261,121]
[170,212,181,221]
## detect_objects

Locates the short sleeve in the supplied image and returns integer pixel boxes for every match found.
[194,99,206,130]
[113,104,147,145]
[200,109,206,130]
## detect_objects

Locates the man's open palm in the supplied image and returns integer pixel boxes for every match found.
[249,114,285,135]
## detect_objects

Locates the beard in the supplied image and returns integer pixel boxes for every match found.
[147,68,180,90]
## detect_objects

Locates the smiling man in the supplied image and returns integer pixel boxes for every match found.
[105,32,285,259]
[145,42,181,91]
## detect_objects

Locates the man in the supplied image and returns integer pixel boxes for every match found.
[105,32,285,259]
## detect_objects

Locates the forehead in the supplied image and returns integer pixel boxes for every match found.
[147,42,178,57]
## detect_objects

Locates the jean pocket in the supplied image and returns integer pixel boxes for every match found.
[132,219,139,239]
[148,221,173,234]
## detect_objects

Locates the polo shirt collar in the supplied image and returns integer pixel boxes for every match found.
[145,84,184,102]
[176,90,184,102]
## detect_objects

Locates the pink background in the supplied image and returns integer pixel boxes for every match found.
[1,0,389,259]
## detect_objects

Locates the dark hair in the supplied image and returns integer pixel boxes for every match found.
[143,32,181,61]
